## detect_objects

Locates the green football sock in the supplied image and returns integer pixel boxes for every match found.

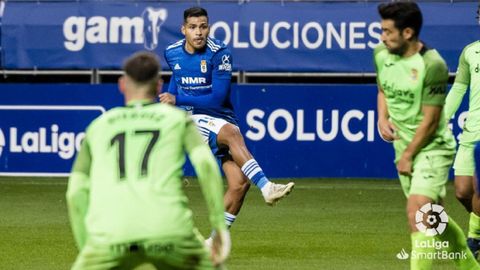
[438,217,480,270]
[468,212,480,239]
[411,232,434,270]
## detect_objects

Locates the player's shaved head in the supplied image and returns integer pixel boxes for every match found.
[183,6,208,24]
[378,2,422,39]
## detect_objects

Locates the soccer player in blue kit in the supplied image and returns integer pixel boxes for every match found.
[160,7,294,237]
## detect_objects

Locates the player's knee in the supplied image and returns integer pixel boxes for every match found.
[219,124,243,145]
[455,186,473,201]
[406,206,417,225]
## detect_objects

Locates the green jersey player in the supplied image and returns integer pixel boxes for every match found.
[445,34,480,255]
[66,52,230,269]
[375,2,479,269]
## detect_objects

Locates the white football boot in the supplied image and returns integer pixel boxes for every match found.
[261,182,295,206]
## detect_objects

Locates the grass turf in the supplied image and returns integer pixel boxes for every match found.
[0,177,471,269]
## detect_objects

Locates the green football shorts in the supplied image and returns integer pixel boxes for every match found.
[71,230,217,270]
[453,126,480,177]
[453,141,475,176]
[398,152,454,202]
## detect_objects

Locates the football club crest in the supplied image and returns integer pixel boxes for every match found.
[200,60,207,73]
[411,68,418,81]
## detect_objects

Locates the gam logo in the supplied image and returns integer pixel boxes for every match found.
[63,7,168,51]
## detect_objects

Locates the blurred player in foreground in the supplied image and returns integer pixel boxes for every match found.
[375,2,479,269]
[66,51,229,269]
[444,5,480,257]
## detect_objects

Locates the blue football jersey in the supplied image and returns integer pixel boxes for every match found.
[164,37,238,125]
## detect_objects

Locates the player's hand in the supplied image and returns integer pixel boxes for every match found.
[210,229,231,267]
[397,153,413,176]
[377,118,399,142]
[159,93,176,105]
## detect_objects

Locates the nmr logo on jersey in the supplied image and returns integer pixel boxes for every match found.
[63,7,168,51]
[0,105,104,176]
[181,77,207,84]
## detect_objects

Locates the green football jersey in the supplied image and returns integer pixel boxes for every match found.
[67,100,225,247]
[445,41,480,137]
[374,43,456,159]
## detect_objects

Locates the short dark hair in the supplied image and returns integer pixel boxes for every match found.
[378,2,423,39]
[183,6,208,24]
[123,51,160,84]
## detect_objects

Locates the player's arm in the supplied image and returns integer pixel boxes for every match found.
[66,137,92,250]
[167,76,179,95]
[175,50,232,108]
[183,117,225,231]
[182,117,229,264]
[159,52,179,104]
[159,76,180,104]
[374,45,398,142]
[377,87,398,142]
[397,59,448,176]
[445,47,470,120]
[397,105,443,176]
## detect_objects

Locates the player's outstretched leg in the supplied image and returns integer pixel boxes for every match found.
[217,123,294,206]
[467,195,480,258]
[455,143,480,257]
[469,142,480,258]
[455,176,473,213]
[205,158,250,248]
[222,157,250,227]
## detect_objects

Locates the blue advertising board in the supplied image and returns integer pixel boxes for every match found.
[0,83,469,178]
[0,84,122,176]
[1,2,477,72]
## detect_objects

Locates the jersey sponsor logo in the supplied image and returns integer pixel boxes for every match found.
[0,129,5,158]
[382,82,415,103]
[428,85,446,95]
[63,7,168,51]
[218,54,232,71]
[475,63,479,73]
[174,63,181,70]
[200,60,207,73]
[181,77,207,84]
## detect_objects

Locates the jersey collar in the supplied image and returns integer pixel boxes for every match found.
[182,39,207,55]
[126,99,156,108]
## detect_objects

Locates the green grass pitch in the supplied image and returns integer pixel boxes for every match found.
[0,177,471,269]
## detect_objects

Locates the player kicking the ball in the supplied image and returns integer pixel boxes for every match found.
[160,7,294,235]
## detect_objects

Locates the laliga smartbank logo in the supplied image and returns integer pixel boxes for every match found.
[63,7,168,51]
[415,203,448,236]
[396,203,467,261]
